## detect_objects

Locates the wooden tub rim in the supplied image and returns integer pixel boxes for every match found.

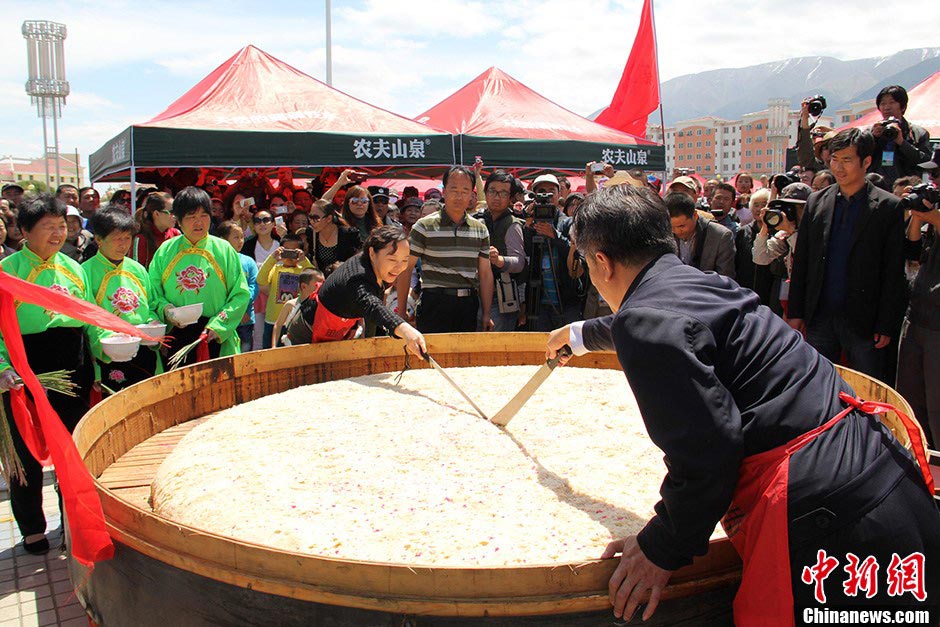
[83,333,922,616]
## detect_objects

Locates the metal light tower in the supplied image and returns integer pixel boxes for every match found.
[23,20,69,189]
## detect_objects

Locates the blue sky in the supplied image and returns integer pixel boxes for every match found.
[1,0,937,182]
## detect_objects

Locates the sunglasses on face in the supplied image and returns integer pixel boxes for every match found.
[253,216,273,224]
[310,213,327,221]
[349,198,370,205]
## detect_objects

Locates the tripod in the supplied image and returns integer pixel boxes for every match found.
[524,233,561,331]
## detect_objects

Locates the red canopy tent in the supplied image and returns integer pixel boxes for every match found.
[89,45,454,183]
[415,67,665,174]
[839,70,940,138]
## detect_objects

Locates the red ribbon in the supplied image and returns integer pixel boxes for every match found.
[8,390,49,465]
[837,392,935,494]
[0,270,167,568]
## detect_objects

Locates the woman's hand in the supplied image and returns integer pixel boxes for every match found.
[395,322,427,357]
[0,369,22,392]
[164,305,183,328]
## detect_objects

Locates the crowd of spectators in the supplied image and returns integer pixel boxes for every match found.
[0,84,938,546]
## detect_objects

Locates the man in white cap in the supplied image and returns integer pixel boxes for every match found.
[523,174,579,330]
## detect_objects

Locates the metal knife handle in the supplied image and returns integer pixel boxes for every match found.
[547,344,572,368]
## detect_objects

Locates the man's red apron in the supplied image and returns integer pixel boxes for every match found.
[309,283,360,343]
[721,392,934,626]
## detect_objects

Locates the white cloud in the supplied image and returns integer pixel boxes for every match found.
[68,91,117,110]
[337,0,496,39]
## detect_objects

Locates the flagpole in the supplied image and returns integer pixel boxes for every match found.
[650,0,667,175]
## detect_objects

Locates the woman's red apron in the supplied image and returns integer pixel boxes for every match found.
[721,392,934,626]
[309,283,360,343]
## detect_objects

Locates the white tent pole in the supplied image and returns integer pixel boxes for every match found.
[325,0,333,86]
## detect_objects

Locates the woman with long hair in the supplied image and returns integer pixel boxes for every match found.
[341,185,381,243]
[240,209,281,266]
[303,200,361,277]
[133,192,179,267]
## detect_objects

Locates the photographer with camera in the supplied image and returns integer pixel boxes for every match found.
[753,183,812,315]
[585,161,614,193]
[478,170,527,331]
[787,128,906,380]
[522,174,579,331]
[869,85,932,188]
[896,182,940,445]
[797,96,831,171]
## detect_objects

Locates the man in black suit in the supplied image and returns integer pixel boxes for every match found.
[787,128,906,380]
[545,184,939,624]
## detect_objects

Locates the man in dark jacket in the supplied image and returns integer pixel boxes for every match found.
[546,184,939,624]
[869,85,933,188]
[665,192,736,279]
[787,128,906,380]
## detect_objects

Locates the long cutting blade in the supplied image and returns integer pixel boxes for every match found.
[490,345,572,427]
[427,355,489,420]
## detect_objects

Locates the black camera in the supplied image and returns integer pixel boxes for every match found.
[763,199,798,229]
[806,95,827,117]
[878,116,903,141]
[533,192,556,223]
[772,172,801,193]
[899,184,940,212]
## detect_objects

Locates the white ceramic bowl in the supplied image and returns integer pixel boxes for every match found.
[136,321,167,347]
[101,334,141,362]
[167,303,203,327]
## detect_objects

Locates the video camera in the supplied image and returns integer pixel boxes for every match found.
[772,171,801,193]
[532,192,556,223]
[763,199,798,229]
[899,184,939,212]
[804,95,827,117]
[876,116,903,141]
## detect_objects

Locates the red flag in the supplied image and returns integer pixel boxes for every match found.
[595,0,660,138]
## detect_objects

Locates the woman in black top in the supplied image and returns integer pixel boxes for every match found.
[303,200,361,276]
[308,225,426,356]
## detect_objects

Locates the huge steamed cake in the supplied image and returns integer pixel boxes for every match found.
[150,365,724,566]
